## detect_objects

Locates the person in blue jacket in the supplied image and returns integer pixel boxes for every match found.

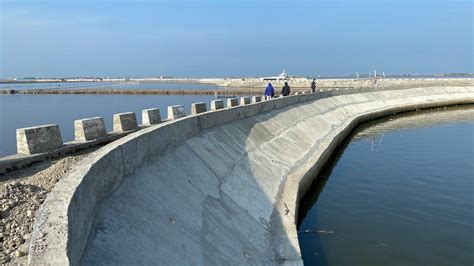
[264,82,275,100]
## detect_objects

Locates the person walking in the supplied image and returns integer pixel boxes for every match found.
[311,79,317,93]
[264,82,275,100]
[281,81,291,96]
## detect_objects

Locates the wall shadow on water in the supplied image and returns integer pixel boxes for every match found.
[295,115,381,264]
[296,105,474,265]
[297,104,474,226]
[295,112,411,265]
[296,110,402,226]
[296,122,353,265]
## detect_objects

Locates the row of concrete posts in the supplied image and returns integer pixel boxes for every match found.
[14,95,280,155]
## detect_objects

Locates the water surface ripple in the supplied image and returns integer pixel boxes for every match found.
[298,106,474,266]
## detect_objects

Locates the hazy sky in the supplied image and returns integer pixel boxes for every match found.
[0,0,472,78]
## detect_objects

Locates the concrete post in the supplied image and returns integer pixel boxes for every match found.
[74,117,107,142]
[240,97,251,105]
[252,96,262,103]
[113,112,138,132]
[211,100,224,111]
[191,102,207,115]
[227,98,239,108]
[16,124,63,155]
[167,105,186,120]
[142,108,161,125]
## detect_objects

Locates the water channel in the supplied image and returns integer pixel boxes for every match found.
[298,106,474,266]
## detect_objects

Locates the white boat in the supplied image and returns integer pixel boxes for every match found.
[260,70,289,81]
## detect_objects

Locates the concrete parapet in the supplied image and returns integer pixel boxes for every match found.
[142,108,161,125]
[167,105,186,120]
[227,98,239,108]
[1,131,134,175]
[113,112,138,132]
[3,82,394,168]
[74,117,107,142]
[16,124,63,155]
[191,102,207,115]
[240,96,251,105]
[252,96,262,103]
[211,100,224,111]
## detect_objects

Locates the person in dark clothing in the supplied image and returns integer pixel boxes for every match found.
[281,82,291,96]
[311,79,316,93]
[264,82,275,100]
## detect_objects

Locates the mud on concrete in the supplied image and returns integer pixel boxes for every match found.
[0,148,97,264]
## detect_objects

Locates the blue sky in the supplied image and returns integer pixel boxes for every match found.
[0,0,472,77]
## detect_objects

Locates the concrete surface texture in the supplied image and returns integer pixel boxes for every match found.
[74,117,107,142]
[113,112,138,132]
[227,98,238,107]
[240,96,251,105]
[168,105,186,120]
[191,102,207,115]
[16,125,63,155]
[142,108,161,125]
[252,96,262,103]
[211,100,224,111]
[28,86,474,265]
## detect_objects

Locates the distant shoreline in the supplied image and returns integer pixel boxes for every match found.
[1,74,473,85]
[1,77,472,95]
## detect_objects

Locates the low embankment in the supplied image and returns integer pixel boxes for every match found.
[214,77,473,89]
[0,88,261,96]
[28,86,473,264]
[1,78,472,95]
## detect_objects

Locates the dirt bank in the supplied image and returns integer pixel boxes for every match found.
[0,148,97,264]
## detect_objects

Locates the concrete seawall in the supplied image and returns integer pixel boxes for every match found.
[28,86,474,264]
[215,77,473,88]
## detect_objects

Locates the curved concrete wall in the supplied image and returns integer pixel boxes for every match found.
[28,86,474,265]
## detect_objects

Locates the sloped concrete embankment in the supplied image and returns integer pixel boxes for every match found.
[28,86,474,265]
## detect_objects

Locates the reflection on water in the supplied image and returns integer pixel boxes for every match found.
[0,94,216,157]
[298,106,474,266]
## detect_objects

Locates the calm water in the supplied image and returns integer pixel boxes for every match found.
[298,106,474,266]
[0,82,219,91]
[0,94,221,157]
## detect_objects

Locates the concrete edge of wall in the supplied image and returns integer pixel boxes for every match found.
[26,86,474,264]
[0,129,143,175]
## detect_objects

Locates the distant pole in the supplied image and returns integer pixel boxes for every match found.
[383,72,385,78]
[374,70,377,78]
